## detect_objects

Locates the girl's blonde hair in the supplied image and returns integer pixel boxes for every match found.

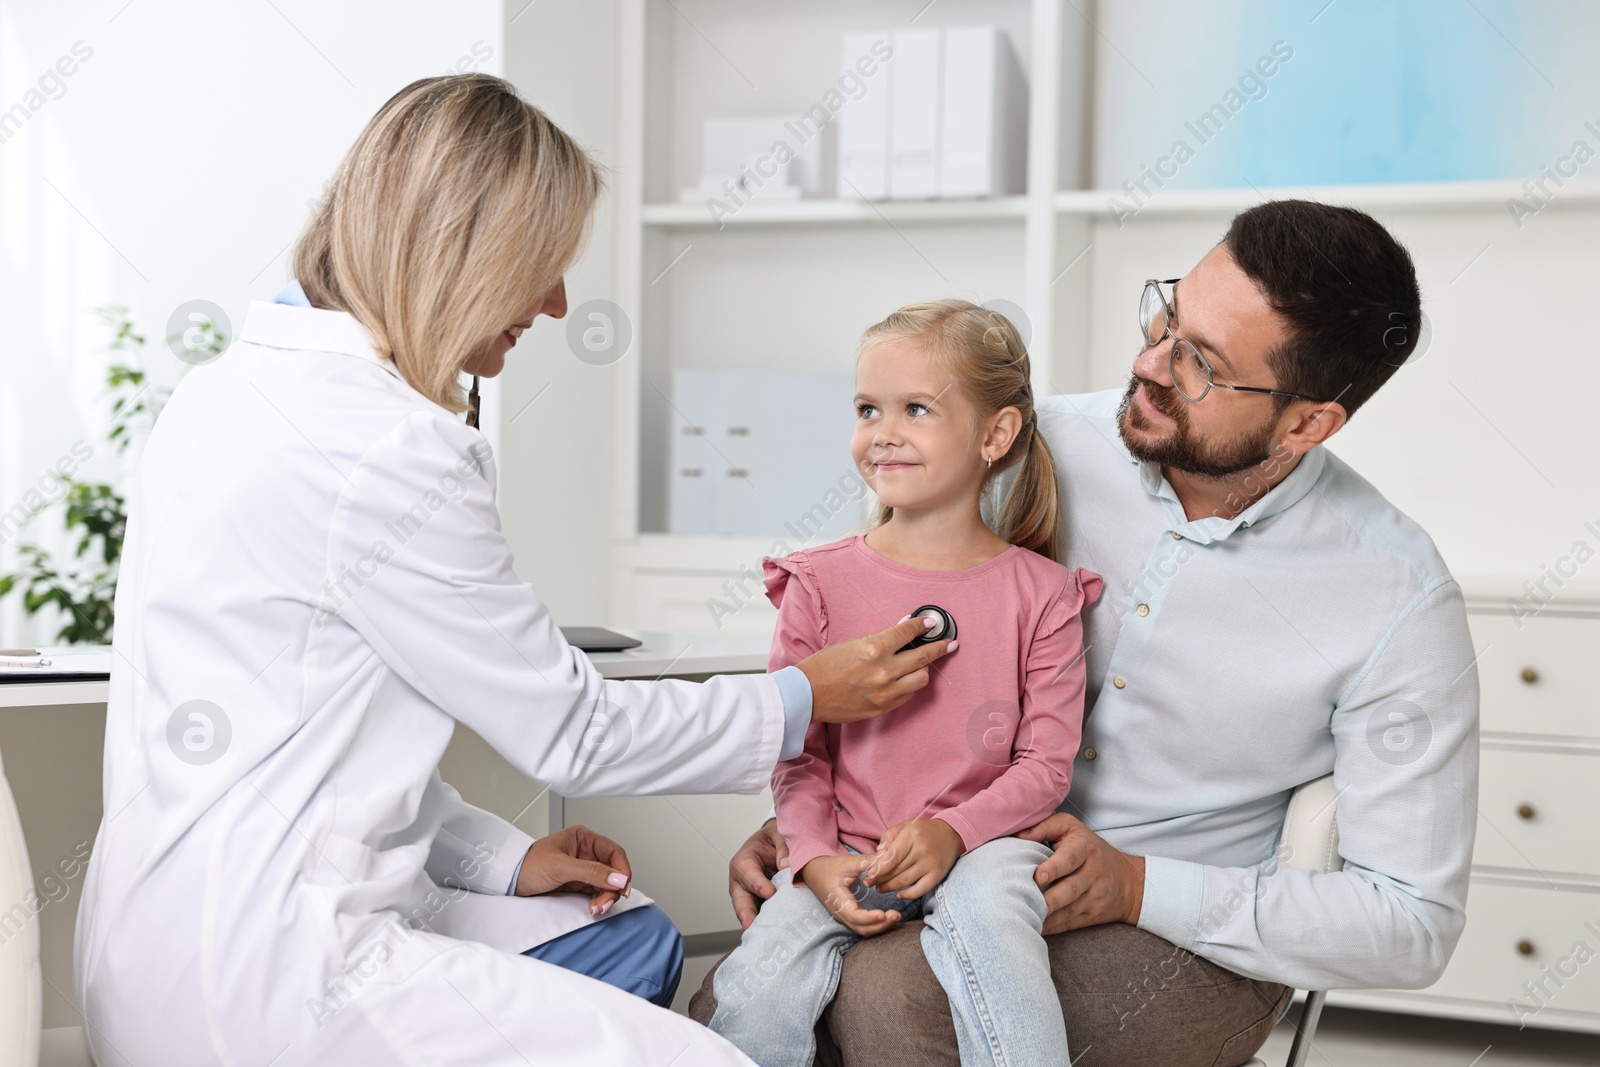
[861,299,1061,560]
[292,74,603,412]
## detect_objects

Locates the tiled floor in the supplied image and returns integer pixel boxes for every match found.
[1255,1006,1600,1067]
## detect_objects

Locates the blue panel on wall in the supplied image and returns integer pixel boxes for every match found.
[1092,0,1594,190]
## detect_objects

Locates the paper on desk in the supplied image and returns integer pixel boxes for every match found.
[428,883,656,954]
[0,645,113,679]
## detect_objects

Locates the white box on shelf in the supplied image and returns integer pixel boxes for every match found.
[681,115,833,205]
[940,26,1028,198]
[668,370,861,542]
[837,31,892,199]
[888,27,942,200]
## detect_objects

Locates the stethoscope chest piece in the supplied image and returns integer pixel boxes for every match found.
[898,604,956,652]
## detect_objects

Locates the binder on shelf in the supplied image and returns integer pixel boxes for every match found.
[940,26,1028,198]
[888,27,942,199]
[836,24,1028,202]
[837,31,892,199]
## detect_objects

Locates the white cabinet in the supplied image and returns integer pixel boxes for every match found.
[614,0,1091,610]
[667,369,859,540]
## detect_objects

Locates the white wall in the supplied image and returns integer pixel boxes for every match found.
[498,0,622,626]
[0,0,504,645]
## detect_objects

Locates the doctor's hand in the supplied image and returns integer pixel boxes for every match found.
[797,615,956,725]
[1017,813,1146,935]
[800,853,902,938]
[728,818,790,930]
[515,824,634,917]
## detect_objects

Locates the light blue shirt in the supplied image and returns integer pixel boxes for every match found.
[271,281,814,896]
[1008,390,1479,991]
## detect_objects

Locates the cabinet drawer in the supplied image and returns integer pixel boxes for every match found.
[1468,612,1600,739]
[1474,747,1600,877]
[1426,880,1600,1021]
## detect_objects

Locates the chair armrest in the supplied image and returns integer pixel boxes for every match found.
[1278,774,1342,874]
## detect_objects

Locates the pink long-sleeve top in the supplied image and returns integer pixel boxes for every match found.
[767,534,1104,882]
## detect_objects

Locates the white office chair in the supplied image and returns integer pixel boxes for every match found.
[1246,773,1342,1067]
[0,745,43,1067]
[0,747,94,1067]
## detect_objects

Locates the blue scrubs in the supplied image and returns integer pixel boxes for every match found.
[522,904,684,1008]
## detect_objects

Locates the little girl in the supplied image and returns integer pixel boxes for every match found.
[708,299,1102,1067]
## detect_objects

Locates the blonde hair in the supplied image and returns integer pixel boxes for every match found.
[861,299,1061,560]
[292,74,603,412]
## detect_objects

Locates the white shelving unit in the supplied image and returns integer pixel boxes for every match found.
[611,0,1091,634]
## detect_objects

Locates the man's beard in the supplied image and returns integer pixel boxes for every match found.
[1116,373,1278,479]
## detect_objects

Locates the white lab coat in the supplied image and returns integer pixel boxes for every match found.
[73,302,780,1066]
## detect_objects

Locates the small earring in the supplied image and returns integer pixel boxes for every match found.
[986,454,993,470]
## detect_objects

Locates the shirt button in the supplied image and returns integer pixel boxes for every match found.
[1113,675,1127,689]
[1135,603,1150,617]
[1083,747,1098,761]
[1171,531,1183,540]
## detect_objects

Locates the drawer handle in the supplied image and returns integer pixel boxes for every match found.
[1516,939,1536,957]
[1520,667,1539,685]
[1517,803,1536,820]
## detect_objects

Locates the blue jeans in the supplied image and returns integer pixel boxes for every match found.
[709,837,1065,1067]
[523,903,684,1008]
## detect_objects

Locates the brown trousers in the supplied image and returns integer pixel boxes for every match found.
[689,920,1289,1067]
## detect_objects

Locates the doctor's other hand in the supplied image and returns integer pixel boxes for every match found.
[729,818,790,930]
[801,853,902,937]
[797,614,956,724]
[1017,812,1146,935]
[514,824,634,917]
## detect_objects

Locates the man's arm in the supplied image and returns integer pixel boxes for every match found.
[1025,579,1480,991]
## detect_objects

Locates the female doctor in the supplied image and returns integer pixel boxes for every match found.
[72,75,950,1067]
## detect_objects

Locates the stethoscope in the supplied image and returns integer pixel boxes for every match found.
[466,375,481,429]
[898,604,957,652]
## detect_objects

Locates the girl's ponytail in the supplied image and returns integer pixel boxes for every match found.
[995,411,1060,560]
[859,299,1063,560]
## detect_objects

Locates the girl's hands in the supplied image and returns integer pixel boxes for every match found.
[800,854,903,937]
[862,818,964,900]
[514,824,633,917]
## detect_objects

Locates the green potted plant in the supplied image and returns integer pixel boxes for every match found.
[0,306,224,644]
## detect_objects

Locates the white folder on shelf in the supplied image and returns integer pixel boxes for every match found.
[889,27,942,199]
[940,26,1028,198]
[837,31,892,199]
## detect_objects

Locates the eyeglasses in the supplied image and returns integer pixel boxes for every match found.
[1138,278,1323,404]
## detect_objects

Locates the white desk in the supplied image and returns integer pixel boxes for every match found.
[0,630,772,1028]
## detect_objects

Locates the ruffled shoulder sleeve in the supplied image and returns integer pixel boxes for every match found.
[1036,566,1104,641]
[762,552,828,669]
